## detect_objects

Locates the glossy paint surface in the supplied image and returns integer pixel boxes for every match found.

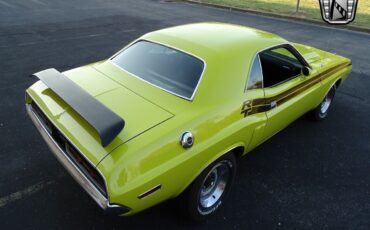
[25,23,352,215]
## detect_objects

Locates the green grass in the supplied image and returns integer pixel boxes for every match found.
[192,0,370,29]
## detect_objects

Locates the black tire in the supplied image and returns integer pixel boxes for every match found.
[310,85,336,121]
[183,153,236,222]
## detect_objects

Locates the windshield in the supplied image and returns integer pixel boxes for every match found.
[111,40,204,100]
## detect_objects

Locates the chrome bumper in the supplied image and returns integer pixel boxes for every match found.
[26,103,129,215]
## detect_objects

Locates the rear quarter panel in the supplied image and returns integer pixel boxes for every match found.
[97,101,254,214]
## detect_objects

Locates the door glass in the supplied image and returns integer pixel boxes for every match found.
[260,47,303,87]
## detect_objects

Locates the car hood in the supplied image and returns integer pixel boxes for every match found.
[28,65,173,165]
[293,43,332,65]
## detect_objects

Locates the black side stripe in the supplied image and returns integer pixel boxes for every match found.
[241,62,351,117]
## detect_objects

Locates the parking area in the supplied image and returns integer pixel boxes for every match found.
[0,0,369,229]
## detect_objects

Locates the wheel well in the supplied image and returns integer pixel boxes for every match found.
[335,79,342,89]
[231,146,245,158]
[177,145,245,197]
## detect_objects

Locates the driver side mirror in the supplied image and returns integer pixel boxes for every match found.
[302,66,310,76]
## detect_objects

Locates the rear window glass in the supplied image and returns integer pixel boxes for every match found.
[111,41,204,99]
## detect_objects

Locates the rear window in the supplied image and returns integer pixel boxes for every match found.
[111,40,204,100]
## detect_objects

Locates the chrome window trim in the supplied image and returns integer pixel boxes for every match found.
[108,39,207,101]
[245,54,264,91]
[250,43,310,89]
[257,56,264,89]
[245,43,288,93]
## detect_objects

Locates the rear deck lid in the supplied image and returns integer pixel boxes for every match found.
[27,65,173,165]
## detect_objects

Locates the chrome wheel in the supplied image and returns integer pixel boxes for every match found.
[185,153,236,221]
[199,162,230,209]
[309,84,337,121]
[320,95,332,114]
[320,87,335,114]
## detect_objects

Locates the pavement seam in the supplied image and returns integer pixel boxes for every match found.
[0,180,54,208]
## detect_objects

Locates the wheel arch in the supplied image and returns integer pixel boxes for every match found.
[335,78,342,89]
[175,143,245,197]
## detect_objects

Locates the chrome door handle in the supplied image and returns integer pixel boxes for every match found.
[270,100,277,109]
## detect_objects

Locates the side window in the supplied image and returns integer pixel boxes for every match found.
[270,48,297,60]
[246,56,263,90]
[260,47,303,88]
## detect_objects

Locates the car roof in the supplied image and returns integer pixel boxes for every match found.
[142,22,288,61]
[135,23,289,103]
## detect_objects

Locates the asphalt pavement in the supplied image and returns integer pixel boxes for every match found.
[0,0,369,229]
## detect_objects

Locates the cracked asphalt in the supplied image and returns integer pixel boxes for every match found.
[0,0,369,229]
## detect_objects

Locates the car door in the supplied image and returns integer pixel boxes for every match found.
[260,45,321,139]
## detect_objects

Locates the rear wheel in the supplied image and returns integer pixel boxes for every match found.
[183,153,236,221]
[310,85,336,121]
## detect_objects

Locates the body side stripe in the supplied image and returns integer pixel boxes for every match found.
[241,62,351,117]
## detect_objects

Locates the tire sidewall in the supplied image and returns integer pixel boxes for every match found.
[186,153,236,221]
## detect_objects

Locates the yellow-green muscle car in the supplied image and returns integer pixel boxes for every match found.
[25,23,352,220]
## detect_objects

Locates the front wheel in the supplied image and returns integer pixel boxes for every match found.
[183,153,236,221]
[310,85,336,121]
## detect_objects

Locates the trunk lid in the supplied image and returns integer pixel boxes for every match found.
[27,65,173,165]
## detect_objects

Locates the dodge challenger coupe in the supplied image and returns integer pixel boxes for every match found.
[25,23,352,220]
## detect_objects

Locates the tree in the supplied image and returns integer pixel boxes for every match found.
[296,0,301,13]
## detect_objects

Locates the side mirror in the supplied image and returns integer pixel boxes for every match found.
[302,66,310,76]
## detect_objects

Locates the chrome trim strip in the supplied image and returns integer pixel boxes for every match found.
[245,42,311,90]
[107,39,207,101]
[244,54,265,92]
[244,43,288,93]
[28,98,108,192]
[257,56,265,90]
[26,103,127,212]
[137,184,162,199]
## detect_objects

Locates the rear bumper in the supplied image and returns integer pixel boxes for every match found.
[26,103,129,215]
